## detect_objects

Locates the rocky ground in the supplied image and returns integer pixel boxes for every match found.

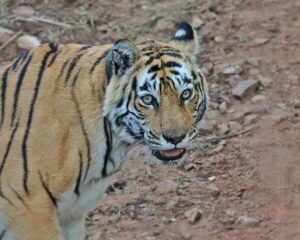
[0,0,300,239]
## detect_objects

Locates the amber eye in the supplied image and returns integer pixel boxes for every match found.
[181,89,193,100]
[141,94,154,105]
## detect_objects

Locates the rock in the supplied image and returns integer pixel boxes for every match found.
[265,109,290,125]
[248,68,260,76]
[235,215,260,226]
[228,121,242,132]
[214,36,224,43]
[219,101,227,112]
[244,114,258,125]
[206,183,220,197]
[251,95,266,103]
[17,35,41,50]
[184,208,203,224]
[224,209,236,217]
[199,121,217,133]
[208,176,216,182]
[0,27,14,36]
[295,0,300,7]
[246,57,259,67]
[13,5,35,17]
[219,123,230,134]
[252,38,270,46]
[155,180,178,194]
[223,66,237,75]
[232,80,258,99]
[192,17,205,29]
[247,104,271,114]
[292,99,300,109]
[258,76,272,87]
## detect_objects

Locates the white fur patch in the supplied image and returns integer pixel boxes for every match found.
[175,29,186,38]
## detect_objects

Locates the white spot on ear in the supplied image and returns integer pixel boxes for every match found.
[175,29,186,38]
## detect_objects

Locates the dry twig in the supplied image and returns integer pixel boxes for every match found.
[0,32,21,52]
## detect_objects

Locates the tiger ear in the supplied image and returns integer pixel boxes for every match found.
[106,39,139,78]
[170,22,200,60]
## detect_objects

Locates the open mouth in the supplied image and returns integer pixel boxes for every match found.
[152,148,186,162]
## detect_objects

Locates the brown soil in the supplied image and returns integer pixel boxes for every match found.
[1,0,300,239]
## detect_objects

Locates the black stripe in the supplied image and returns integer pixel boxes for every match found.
[0,230,6,239]
[90,50,109,75]
[48,42,59,52]
[38,172,57,207]
[11,55,33,127]
[0,122,19,175]
[72,70,80,88]
[102,116,112,177]
[0,67,10,129]
[148,64,161,73]
[170,70,180,75]
[145,56,155,66]
[9,185,30,209]
[163,61,182,68]
[12,54,25,70]
[80,45,92,51]
[47,50,61,67]
[0,187,13,206]
[74,151,83,196]
[22,49,54,193]
[71,93,91,181]
[65,53,84,84]
[162,52,182,59]
[191,70,197,80]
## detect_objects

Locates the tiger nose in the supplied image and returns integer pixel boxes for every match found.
[163,133,186,145]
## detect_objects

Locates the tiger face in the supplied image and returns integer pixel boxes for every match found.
[104,22,208,164]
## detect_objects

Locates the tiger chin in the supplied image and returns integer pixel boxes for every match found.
[0,22,208,240]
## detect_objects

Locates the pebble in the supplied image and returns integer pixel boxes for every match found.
[198,121,216,133]
[219,123,230,134]
[206,183,220,197]
[208,176,216,182]
[248,68,260,76]
[228,121,243,132]
[232,80,258,100]
[251,95,266,103]
[17,35,41,50]
[235,215,260,226]
[258,76,272,87]
[252,38,270,46]
[223,66,236,75]
[155,180,178,194]
[219,101,227,112]
[246,57,259,67]
[184,208,203,224]
[214,36,224,43]
[244,114,258,125]
[292,99,300,109]
[265,109,290,125]
[224,209,236,217]
[13,5,35,17]
[0,27,14,35]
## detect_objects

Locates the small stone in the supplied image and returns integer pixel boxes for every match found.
[219,123,230,134]
[252,38,270,46]
[17,35,41,50]
[248,68,260,76]
[292,99,300,109]
[232,80,258,99]
[258,75,272,87]
[0,27,14,35]
[223,66,236,75]
[206,183,220,197]
[228,121,242,132]
[184,163,197,171]
[155,180,178,194]
[246,57,259,67]
[251,95,266,103]
[225,209,235,217]
[199,121,217,133]
[266,109,290,125]
[208,176,216,182]
[13,5,35,17]
[219,101,227,112]
[214,36,224,43]
[295,0,300,7]
[192,17,205,29]
[184,208,203,224]
[235,215,260,226]
[244,114,258,125]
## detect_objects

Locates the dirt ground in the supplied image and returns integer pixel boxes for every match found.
[1,0,300,239]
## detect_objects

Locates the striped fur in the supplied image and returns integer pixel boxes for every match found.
[0,22,208,239]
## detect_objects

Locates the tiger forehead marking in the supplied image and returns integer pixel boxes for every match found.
[0,22,208,240]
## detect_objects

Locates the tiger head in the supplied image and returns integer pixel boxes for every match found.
[104,22,208,164]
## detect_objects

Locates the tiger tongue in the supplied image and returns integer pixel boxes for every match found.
[160,148,182,158]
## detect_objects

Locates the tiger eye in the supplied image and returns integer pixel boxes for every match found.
[141,95,154,105]
[181,89,192,100]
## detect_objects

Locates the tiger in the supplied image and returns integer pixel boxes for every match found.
[0,22,208,239]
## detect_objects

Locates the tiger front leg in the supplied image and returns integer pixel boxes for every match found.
[60,216,86,240]
[6,205,65,240]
